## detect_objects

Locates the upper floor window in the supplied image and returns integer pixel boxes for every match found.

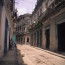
[10,0,13,11]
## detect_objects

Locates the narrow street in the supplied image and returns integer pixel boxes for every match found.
[0,44,65,65]
[0,0,65,65]
[17,44,65,65]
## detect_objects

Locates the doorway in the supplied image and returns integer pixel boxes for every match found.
[57,22,65,51]
[45,29,50,49]
[4,18,8,53]
[40,29,42,48]
[37,31,39,47]
[31,34,33,46]
[27,37,29,43]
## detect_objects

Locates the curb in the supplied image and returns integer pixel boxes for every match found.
[31,46,65,59]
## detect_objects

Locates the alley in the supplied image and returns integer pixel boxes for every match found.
[17,44,65,65]
[0,0,65,65]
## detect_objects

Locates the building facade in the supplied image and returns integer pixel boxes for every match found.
[0,0,16,58]
[15,14,31,45]
[29,0,46,47]
[29,0,65,52]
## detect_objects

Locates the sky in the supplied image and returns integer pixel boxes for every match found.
[15,0,37,16]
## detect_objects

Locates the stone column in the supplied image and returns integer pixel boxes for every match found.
[50,21,58,51]
[20,37,21,44]
[39,30,40,47]
[37,31,38,47]
[33,33,34,46]
[0,6,1,50]
[30,34,32,45]
[32,33,34,46]
[31,33,33,46]
[42,25,46,49]
[34,32,36,46]
[39,28,42,48]
[36,31,37,47]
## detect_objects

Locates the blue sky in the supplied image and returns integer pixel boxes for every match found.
[15,0,37,16]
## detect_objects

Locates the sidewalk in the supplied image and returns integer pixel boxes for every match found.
[0,47,18,65]
[17,44,65,65]
[34,46,65,59]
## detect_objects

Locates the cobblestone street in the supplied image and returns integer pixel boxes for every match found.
[17,44,65,65]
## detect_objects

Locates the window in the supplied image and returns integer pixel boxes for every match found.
[27,37,29,42]
[10,0,13,11]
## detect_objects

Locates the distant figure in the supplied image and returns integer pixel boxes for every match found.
[13,40,16,47]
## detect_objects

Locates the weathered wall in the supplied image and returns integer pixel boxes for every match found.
[0,6,6,58]
[42,8,65,51]
[0,0,15,58]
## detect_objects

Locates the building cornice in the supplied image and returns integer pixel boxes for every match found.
[31,0,44,17]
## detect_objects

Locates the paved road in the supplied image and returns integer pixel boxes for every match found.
[17,44,65,65]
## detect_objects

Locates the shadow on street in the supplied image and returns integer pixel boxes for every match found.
[16,46,27,65]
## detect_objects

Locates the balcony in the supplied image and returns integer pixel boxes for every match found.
[29,0,65,31]
[38,0,65,22]
[12,10,18,23]
[9,0,14,11]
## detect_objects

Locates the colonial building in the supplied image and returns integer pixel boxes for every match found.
[0,0,16,58]
[29,0,46,47]
[16,14,31,45]
[29,0,65,52]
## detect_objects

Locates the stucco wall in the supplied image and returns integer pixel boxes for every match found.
[0,6,6,58]
[42,8,65,51]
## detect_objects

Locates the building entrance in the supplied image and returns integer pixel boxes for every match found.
[4,18,8,53]
[57,22,65,51]
[45,29,50,49]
